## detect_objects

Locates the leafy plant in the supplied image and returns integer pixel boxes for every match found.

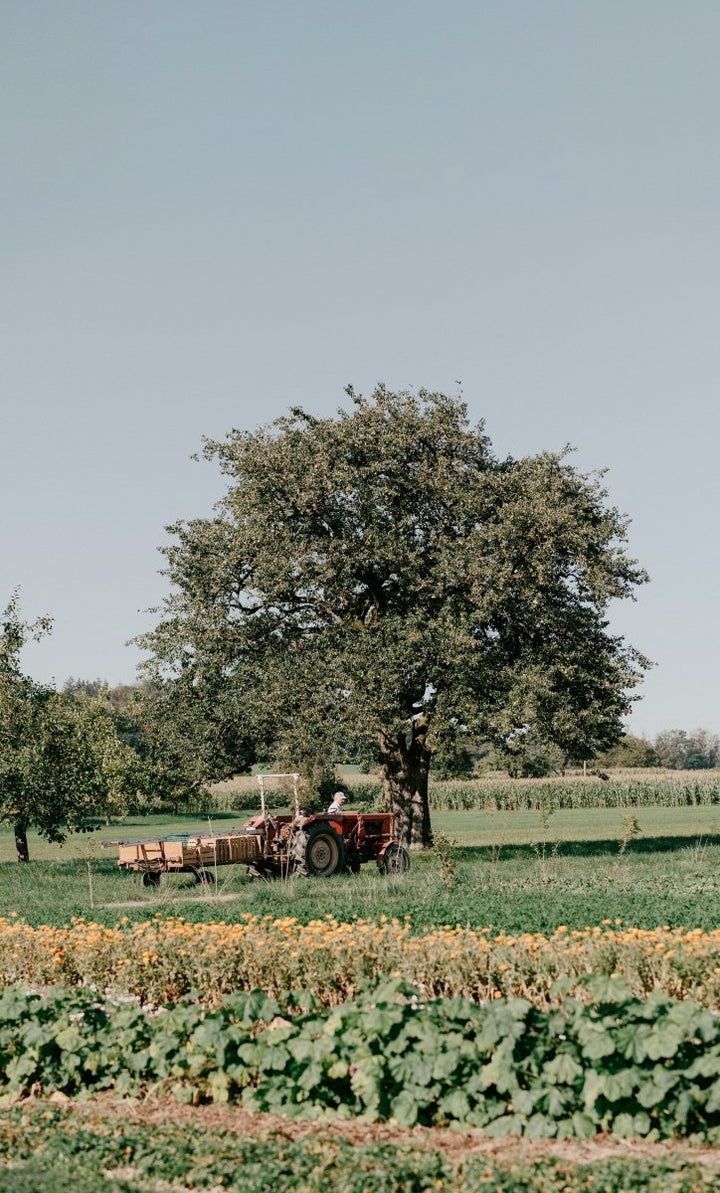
[5,1104,720,1191]
[5,980,720,1139]
[432,833,458,886]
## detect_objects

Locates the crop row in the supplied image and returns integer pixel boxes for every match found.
[209,772,720,813]
[428,773,720,812]
[4,979,720,1138]
[2,1105,720,1193]
[2,913,720,1009]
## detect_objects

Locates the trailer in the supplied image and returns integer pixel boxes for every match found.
[105,828,263,886]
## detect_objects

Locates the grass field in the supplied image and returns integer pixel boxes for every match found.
[2,804,720,932]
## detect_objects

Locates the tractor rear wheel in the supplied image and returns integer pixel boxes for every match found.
[296,824,345,877]
[378,843,410,875]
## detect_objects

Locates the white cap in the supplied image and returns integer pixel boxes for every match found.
[333,792,347,802]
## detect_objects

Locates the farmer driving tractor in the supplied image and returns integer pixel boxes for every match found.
[327,791,347,814]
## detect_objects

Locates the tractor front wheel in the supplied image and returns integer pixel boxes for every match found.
[378,843,410,875]
[295,824,345,877]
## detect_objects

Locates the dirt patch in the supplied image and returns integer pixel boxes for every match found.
[99,893,240,910]
[51,1096,720,1168]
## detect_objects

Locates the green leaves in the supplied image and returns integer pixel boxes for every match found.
[0,599,142,858]
[137,387,649,839]
[4,980,720,1140]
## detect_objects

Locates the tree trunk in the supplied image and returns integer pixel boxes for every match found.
[378,714,433,848]
[14,819,30,863]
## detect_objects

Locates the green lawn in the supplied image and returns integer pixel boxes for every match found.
[1,805,720,932]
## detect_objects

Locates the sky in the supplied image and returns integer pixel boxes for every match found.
[2,1,718,737]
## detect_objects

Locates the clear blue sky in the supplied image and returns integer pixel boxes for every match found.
[2,1,718,736]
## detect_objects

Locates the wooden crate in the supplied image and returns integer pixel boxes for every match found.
[114,831,263,872]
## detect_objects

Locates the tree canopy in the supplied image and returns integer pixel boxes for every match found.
[653,728,718,771]
[140,386,649,845]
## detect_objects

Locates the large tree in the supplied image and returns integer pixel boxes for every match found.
[140,387,649,846]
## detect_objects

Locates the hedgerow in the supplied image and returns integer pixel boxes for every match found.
[4,980,720,1138]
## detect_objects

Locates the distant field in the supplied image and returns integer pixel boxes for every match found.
[212,768,720,812]
[2,803,720,932]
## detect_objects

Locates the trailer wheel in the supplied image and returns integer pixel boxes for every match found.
[298,824,345,877]
[142,871,161,888]
[194,868,216,885]
[378,843,410,875]
[246,861,275,882]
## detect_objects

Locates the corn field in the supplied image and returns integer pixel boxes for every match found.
[207,770,720,814]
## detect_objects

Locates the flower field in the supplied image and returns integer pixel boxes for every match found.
[3,912,720,1009]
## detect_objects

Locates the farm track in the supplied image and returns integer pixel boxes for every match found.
[100,893,240,909]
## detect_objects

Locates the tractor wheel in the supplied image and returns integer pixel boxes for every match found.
[291,828,308,876]
[297,824,345,877]
[378,843,410,875]
[142,871,161,888]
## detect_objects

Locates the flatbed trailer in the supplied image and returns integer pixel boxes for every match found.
[103,828,263,886]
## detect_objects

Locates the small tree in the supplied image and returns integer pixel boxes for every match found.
[0,596,135,860]
[64,690,143,823]
[139,387,649,846]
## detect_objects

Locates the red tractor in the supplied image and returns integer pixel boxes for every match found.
[241,773,410,879]
[107,773,410,884]
[242,808,409,878]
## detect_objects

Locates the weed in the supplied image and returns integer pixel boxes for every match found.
[432,833,458,886]
[618,814,641,857]
[530,800,560,876]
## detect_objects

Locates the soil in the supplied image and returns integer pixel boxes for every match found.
[100,894,240,909]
